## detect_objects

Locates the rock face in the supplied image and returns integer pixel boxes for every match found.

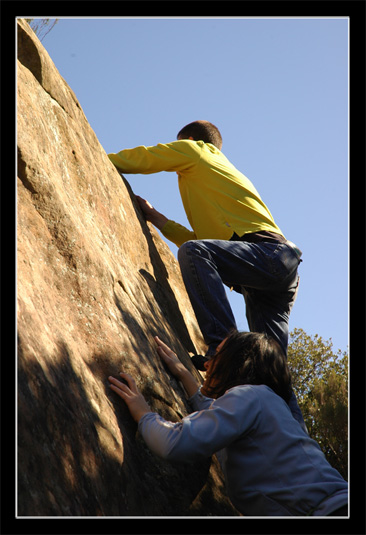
[17,19,238,517]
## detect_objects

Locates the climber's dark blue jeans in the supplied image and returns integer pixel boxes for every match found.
[178,239,305,428]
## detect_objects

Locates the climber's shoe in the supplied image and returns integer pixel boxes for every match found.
[190,354,210,371]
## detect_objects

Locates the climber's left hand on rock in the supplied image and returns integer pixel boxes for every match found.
[135,195,168,229]
[154,336,187,378]
[108,372,152,423]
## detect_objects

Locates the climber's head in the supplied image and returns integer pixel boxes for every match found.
[177,120,223,150]
[201,330,292,403]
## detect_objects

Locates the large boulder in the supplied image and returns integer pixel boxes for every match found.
[16,19,238,517]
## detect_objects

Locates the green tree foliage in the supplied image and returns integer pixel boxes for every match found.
[24,18,59,42]
[287,328,348,480]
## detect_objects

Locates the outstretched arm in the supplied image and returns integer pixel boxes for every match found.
[154,336,199,398]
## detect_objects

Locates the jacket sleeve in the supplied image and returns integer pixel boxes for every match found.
[160,220,197,248]
[188,386,214,412]
[108,140,200,174]
[137,387,259,463]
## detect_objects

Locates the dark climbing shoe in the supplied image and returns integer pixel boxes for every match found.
[191,354,210,371]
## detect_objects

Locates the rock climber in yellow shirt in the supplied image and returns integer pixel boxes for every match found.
[108,120,305,430]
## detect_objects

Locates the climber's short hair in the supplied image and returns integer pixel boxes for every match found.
[177,120,223,150]
[203,330,293,403]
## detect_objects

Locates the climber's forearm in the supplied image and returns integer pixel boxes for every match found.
[147,211,169,230]
[177,368,200,398]
[108,373,152,423]
[159,220,197,248]
[135,195,168,230]
[155,336,199,398]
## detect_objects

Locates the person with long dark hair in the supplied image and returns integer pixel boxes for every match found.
[108,331,348,517]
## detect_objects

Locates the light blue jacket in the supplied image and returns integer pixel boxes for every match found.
[138,384,348,516]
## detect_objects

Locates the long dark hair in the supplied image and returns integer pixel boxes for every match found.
[202,330,293,403]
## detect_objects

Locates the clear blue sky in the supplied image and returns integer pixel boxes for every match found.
[33,17,349,353]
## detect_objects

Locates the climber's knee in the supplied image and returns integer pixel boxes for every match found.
[177,240,195,266]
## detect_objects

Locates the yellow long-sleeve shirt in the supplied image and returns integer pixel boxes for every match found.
[108,139,284,247]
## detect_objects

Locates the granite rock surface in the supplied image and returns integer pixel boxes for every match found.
[16,19,238,517]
